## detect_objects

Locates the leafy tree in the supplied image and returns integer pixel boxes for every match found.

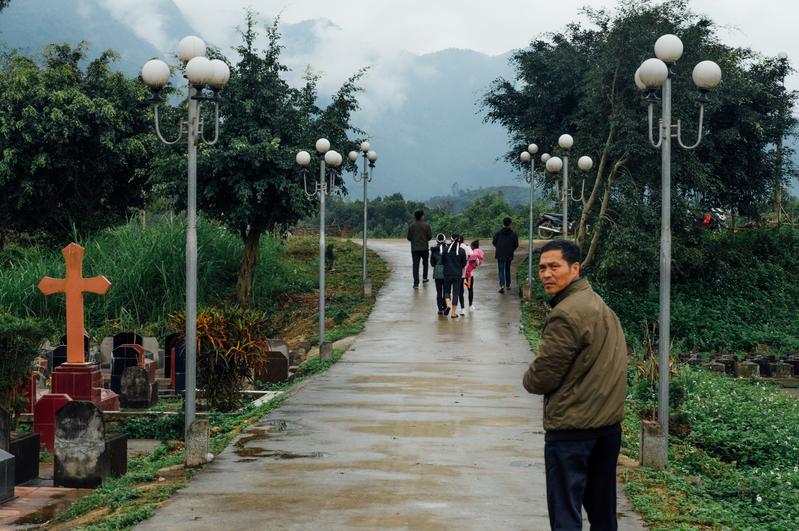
[155,12,364,306]
[482,0,797,274]
[0,43,154,245]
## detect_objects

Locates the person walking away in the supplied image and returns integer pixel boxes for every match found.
[522,240,627,530]
[407,209,433,289]
[492,217,519,293]
[457,235,472,316]
[464,240,484,310]
[430,233,448,314]
[442,233,467,318]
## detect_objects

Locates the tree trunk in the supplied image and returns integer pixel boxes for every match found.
[577,125,615,251]
[582,157,625,270]
[236,228,262,307]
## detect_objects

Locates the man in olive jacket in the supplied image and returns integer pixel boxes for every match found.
[407,209,433,288]
[523,240,627,531]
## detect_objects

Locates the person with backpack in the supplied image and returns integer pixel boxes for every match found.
[456,234,473,316]
[442,232,467,318]
[430,233,448,314]
[492,216,519,293]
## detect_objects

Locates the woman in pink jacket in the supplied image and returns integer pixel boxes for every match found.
[464,240,484,310]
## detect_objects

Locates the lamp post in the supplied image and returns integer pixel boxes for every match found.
[519,143,538,284]
[775,52,789,226]
[296,140,343,357]
[348,143,378,294]
[141,36,229,459]
[544,147,593,241]
[636,34,721,464]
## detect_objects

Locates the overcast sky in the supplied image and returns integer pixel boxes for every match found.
[163,0,799,93]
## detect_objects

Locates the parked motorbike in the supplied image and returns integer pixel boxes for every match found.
[701,207,728,230]
[536,213,575,239]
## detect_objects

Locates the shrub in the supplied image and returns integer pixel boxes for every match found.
[0,308,51,418]
[171,306,270,412]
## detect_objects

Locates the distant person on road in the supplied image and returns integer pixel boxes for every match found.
[407,209,433,289]
[492,217,519,293]
[464,240,484,310]
[522,240,627,531]
[456,234,473,316]
[430,233,448,314]
[442,232,467,318]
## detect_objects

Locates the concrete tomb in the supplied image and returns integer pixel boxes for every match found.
[164,333,186,392]
[54,401,127,488]
[258,351,290,384]
[0,406,40,485]
[113,332,143,350]
[0,449,14,504]
[120,366,158,408]
[735,360,760,378]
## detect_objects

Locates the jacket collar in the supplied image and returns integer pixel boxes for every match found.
[549,277,589,308]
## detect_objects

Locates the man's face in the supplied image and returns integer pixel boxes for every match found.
[539,250,580,296]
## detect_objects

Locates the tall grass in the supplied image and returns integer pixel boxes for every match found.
[0,216,313,339]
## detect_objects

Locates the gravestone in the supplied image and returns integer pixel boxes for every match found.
[753,355,771,377]
[52,345,68,371]
[0,407,9,452]
[718,354,736,376]
[10,432,40,485]
[705,361,725,373]
[163,333,182,381]
[120,367,158,408]
[100,337,114,366]
[164,336,186,393]
[142,337,160,368]
[258,351,290,384]
[54,401,127,488]
[770,361,792,379]
[113,332,143,350]
[0,449,14,503]
[110,345,143,394]
[60,334,89,359]
[735,360,759,378]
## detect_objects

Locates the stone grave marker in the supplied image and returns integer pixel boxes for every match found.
[120,367,158,408]
[0,407,8,452]
[59,334,89,360]
[111,345,143,395]
[10,431,40,485]
[735,360,759,378]
[771,361,792,379]
[259,351,290,384]
[52,345,68,372]
[100,337,114,366]
[0,449,14,503]
[753,355,771,377]
[142,337,160,368]
[113,332,143,350]
[54,401,127,488]
[163,333,181,382]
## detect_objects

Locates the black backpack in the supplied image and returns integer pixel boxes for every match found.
[433,245,445,280]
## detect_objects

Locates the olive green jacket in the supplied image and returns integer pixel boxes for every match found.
[523,278,627,432]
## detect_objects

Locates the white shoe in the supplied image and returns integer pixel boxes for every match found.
[470,305,476,311]
[459,308,465,316]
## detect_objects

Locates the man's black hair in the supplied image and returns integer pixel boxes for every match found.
[414,210,424,221]
[502,217,512,227]
[541,240,581,266]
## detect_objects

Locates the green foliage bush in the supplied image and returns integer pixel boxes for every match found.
[0,308,50,415]
[595,227,799,353]
[172,306,270,412]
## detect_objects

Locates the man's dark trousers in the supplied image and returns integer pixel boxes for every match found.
[497,259,512,288]
[412,250,429,286]
[544,427,621,530]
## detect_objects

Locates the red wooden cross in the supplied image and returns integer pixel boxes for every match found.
[38,243,111,364]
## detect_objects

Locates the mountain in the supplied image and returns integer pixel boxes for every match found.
[0,0,196,72]
[0,3,520,201]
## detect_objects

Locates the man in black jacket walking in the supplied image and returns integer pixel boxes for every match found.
[442,233,467,318]
[492,217,519,293]
[407,210,433,288]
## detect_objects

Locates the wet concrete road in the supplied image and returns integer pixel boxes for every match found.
[138,240,645,531]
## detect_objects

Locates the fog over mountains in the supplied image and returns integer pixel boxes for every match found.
[0,0,522,200]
